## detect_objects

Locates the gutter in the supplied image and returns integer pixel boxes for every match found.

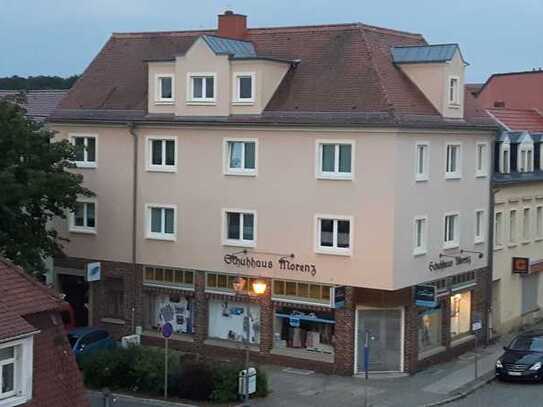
[128,122,138,334]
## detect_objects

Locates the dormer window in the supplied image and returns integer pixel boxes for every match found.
[233,73,255,103]
[518,141,534,173]
[188,73,216,103]
[500,142,510,174]
[156,75,174,103]
[448,76,460,105]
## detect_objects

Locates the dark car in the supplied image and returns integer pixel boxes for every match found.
[496,330,543,382]
[68,327,115,362]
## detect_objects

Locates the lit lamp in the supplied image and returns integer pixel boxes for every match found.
[251,280,267,296]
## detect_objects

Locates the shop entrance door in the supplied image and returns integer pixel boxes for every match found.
[356,308,403,373]
[58,274,89,327]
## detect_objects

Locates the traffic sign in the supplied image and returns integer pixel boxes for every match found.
[161,322,173,338]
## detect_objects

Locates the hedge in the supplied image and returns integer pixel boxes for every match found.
[79,345,268,402]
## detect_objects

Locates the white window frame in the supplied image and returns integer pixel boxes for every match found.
[522,207,531,243]
[474,209,485,244]
[443,212,460,249]
[508,209,518,245]
[415,141,430,182]
[475,142,489,177]
[448,76,460,106]
[222,209,257,248]
[540,144,543,171]
[444,142,462,179]
[413,215,428,256]
[494,211,504,249]
[146,135,177,172]
[70,133,98,169]
[0,337,33,406]
[145,203,177,241]
[500,142,511,174]
[314,214,353,256]
[518,141,534,173]
[315,140,355,180]
[223,138,258,176]
[536,205,543,241]
[232,72,255,104]
[155,74,175,103]
[69,197,97,234]
[186,72,216,104]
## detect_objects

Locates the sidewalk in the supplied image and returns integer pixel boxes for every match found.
[251,331,524,407]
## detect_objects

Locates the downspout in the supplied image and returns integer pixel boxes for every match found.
[129,122,138,334]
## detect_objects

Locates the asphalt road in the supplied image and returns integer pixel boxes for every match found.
[450,379,543,406]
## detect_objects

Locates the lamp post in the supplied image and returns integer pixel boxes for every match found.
[234,277,267,406]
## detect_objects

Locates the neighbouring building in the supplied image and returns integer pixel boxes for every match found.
[0,90,67,122]
[472,71,543,336]
[0,258,88,407]
[49,11,496,375]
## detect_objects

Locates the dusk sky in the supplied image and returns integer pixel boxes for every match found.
[1,0,542,83]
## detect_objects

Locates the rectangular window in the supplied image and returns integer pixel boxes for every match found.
[147,137,176,171]
[523,208,531,242]
[208,299,261,344]
[224,210,256,247]
[495,211,504,248]
[537,206,543,239]
[445,143,462,178]
[450,291,471,339]
[206,273,259,295]
[419,308,443,355]
[519,144,534,173]
[444,213,459,249]
[415,142,429,181]
[0,346,16,400]
[156,75,174,102]
[509,209,517,244]
[476,142,488,177]
[70,199,96,233]
[449,76,459,105]
[144,266,194,289]
[316,215,352,255]
[474,210,485,243]
[189,74,215,102]
[145,293,194,335]
[413,216,427,255]
[146,205,176,240]
[72,135,97,168]
[225,139,257,175]
[233,73,255,103]
[272,280,331,305]
[500,145,510,174]
[317,141,354,179]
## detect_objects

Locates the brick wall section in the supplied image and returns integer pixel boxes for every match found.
[193,271,208,347]
[403,293,419,374]
[333,287,355,375]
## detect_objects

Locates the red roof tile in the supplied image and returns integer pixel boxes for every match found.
[486,108,543,132]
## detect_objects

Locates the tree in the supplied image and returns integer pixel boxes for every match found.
[0,75,79,90]
[0,100,92,275]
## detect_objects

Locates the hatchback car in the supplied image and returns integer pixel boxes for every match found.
[68,327,115,362]
[496,330,543,382]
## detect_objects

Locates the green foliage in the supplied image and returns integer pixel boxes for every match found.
[0,75,79,90]
[0,100,91,275]
[210,364,240,402]
[171,362,215,401]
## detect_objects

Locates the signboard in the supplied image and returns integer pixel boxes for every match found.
[86,262,101,282]
[289,315,300,328]
[414,285,438,308]
[472,321,482,332]
[161,322,173,338]
[334,286,346,309]
[224,254,318,277]
[512,257,530,274]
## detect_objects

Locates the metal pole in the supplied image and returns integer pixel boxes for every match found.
[363,330,370,407]
[164,337,168,399]
[474,334,478,379]
[244,315,250,405]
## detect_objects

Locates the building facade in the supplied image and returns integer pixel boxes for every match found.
[50,12,495,375]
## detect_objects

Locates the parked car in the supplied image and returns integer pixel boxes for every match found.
[68,327,115,362]
[496,330,543,382]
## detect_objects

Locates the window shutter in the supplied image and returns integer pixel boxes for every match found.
[510,143,518,172]
[494,142,501,173]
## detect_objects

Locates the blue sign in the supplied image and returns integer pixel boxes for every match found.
[86,262,101,282]
[161,322,173,338]
[289,315,300,328]
[334,286,346,309]
[415,285,438,308]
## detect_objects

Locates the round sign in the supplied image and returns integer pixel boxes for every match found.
[161,322,173,338]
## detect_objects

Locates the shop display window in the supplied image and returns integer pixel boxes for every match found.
[450,291,471,339]
[273,307,335,356]
[418,307,442,354]
[208,300,261,344]
[145,293,195,335]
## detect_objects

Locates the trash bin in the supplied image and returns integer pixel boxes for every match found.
[238,367,257,396]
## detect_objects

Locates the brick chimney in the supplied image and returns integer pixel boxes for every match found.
[218,10,247,40]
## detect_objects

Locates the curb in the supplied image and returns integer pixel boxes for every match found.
[88,390,198,407]
[422,373,496,407]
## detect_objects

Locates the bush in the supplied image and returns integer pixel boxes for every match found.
[210,364,240,402]
[170,362,215,401]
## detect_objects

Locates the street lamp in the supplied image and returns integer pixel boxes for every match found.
[234,276,267,406]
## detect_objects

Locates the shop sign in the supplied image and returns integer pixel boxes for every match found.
[414,285,437,308]
[289,315,301,328]
[224,254,317,277]
[428,255,471,272]
[334,286,346,309]
[512,257,530,274]
[86,262,101,282]
[472,320,482,332]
